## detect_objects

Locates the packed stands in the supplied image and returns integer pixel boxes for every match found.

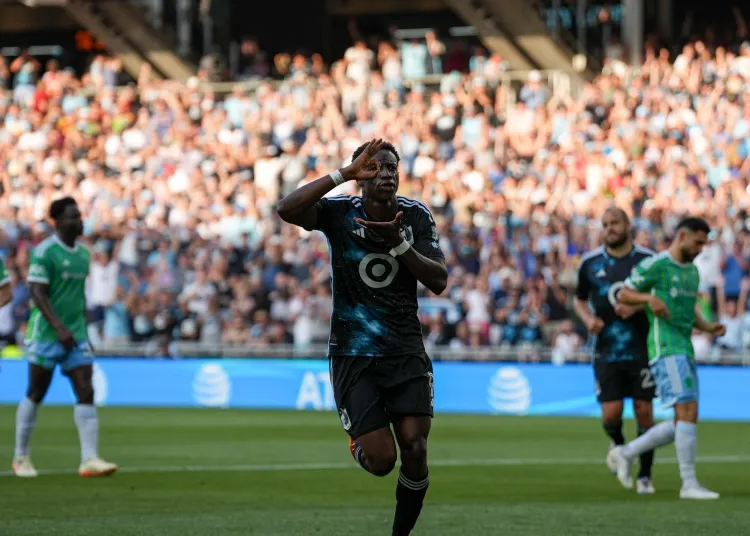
[1,34,750,364]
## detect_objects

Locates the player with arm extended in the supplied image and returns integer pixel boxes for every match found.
[277,139,447,536]
[13,197,117,478]
[609,217,725,500]
[573,207,657,494]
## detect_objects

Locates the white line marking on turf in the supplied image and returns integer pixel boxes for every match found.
[1,455,748,478]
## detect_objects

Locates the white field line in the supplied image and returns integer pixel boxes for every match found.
[0,455,748,478]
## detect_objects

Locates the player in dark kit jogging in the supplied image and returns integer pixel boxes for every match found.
[574,207,657,494]
[277,139,447,535]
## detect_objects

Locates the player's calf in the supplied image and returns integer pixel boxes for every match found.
[393,417,430,536]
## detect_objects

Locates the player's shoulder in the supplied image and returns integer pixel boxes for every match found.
[321,194,356,209]
[638,250,670,270]
[31,236,57,259]
[396,196,434,222]
[633,245,656,260]
[578,246,606,269]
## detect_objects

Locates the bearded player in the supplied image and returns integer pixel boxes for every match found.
[277,139,447,535]
[13,197,117,478]
[574,207,657,494]
[610,217,725,499]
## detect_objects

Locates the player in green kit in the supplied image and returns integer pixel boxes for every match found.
[13,197,118,478]
[0,255,13,308]
[609,217,725,500]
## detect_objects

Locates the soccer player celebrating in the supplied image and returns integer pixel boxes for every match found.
[574,207,657,494]
[610,217,725,500]
[13,197,118,478]
[277,139,447,535]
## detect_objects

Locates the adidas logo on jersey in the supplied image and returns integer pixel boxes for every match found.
[596,268,607,278]
[352,228,365,238]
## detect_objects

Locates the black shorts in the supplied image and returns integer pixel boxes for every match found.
[594,358,656,403]
[329,353,434,439]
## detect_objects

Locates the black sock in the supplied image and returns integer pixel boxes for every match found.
[637,426,655,479]
[392,469,429,536]
[603,421,625,445]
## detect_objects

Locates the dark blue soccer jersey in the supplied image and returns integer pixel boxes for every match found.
[307,195,445,357]
[575,245,653,363]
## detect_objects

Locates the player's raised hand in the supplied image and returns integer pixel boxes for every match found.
[647,296,670,319]
[586,316,605,335]
[711,323,727,337]
[354,211,404,247]
[341,139,385,182]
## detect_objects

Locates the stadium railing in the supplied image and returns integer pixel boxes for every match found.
[78,69,577,110]
[87,342,750,365]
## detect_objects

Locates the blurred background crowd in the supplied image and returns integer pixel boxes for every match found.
[2,10,750,364]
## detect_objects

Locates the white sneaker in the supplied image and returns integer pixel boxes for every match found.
[12,456,38,478]
[609,446,633,489]
[79,456,118,478]
[680,485,719,500]
[637,477,656,495]
[606,443,618,475]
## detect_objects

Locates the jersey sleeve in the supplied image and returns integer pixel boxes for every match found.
[304,196,351,234]
[575,258,591,300]
[625,256,660,292]
[0,258,9,287]
[27,247,51,284]
[412,205,444,259]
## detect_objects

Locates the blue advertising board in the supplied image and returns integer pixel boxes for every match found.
[0,359,748,421]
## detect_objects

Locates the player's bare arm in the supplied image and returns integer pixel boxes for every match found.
[614,302,645,320]
[353,211,448,295]
[276,138,384,229]
[573,297,604,334]
[29,282,75,350]
[693,305,725,336]
[0,281,12,308]
[618,287,669,319]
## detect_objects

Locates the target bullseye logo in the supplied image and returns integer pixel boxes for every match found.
[359,253,399,288]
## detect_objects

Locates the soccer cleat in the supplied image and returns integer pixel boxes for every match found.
[606,443,618,475]
[12,456,38,478]
[609,446,634,489]
[636,477,656,495]
[79,456,118,478]
[680,485,720,500]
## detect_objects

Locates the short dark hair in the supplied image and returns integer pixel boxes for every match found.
[351,141,400,163]
[603,206,630,224]
[676,217,711,235]
[49,197,78,221]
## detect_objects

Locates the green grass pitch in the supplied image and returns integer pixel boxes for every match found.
[0,406,749,535]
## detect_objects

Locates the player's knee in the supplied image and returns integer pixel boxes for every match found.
[75,384,94,405]
[368,450,397,477]
[675,401,698,423]
[633,400,653,424]
[399,435,428,465]
[601,402,623,423]
[26,389,45,404]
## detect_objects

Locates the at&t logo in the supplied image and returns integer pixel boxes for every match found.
[487,367,532,414]
[192,363,232,407]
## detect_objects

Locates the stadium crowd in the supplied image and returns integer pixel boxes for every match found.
[1,33,750,363]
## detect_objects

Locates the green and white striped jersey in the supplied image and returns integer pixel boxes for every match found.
[26,236,90,343]
[0,256,9,288]
[625,250,700,363]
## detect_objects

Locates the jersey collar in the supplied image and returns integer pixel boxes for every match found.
[603,245,636,260]
[54,235,79,253]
